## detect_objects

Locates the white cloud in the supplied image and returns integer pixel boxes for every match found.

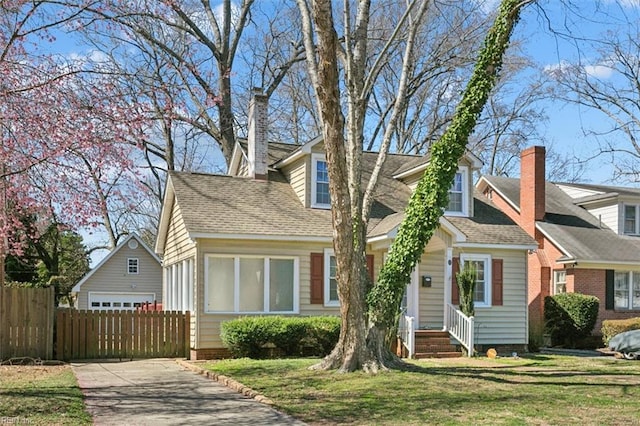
[471,0,501,15]
[603,0,640,8]
[544,60,615,80]
[584,64,614,78]
[543,60,572,76]
[67,49,109,66]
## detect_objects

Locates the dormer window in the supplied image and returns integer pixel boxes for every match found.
[445,167,469,216]
[624,204,639,235]
[312,154,331,209]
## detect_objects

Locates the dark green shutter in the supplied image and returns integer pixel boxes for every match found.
[605,269,615,310]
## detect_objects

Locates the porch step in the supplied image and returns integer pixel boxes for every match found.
[411,330,461,359]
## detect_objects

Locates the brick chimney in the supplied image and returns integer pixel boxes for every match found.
[247,88,268,180]
[520,146,546,236]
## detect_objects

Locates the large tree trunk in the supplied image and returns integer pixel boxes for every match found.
[305,0,377,372]
[300,0,531,372]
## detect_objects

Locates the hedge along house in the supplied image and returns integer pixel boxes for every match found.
[72,233,162,310]
[477,146,640,338]
[155,91,537,360]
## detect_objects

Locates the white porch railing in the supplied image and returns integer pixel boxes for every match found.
[444,303,475,357]
[398,314,415,358]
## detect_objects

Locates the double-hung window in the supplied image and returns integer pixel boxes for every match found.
[446,167,469,216]
[205,255,299,313]
[623,204,640,235]
[324,249,339,306]
[553,270,567,295]
[614,271,640,310]
[459,253,491,307]
[128,258,139,274]
[312,154,330,208]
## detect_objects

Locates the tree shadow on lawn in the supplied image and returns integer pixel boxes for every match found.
[0,386,84,417]
[395,357,640,387]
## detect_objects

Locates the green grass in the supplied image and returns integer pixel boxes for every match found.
[202,354,640,425]
[0,365,91,425]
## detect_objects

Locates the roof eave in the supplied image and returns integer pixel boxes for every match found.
[573,193,619,207]
[476,176,521,214]
[154,177,176,255]
[453,242,538,250]
[228,141,247,176]
[189,232,333,243]
[535,223,573,259]
[273,135,323,168]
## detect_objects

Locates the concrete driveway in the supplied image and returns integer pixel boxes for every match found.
[72,359,305,426]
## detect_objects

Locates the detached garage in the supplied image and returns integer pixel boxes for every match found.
[88,292,157,311]
[72,234,162,310]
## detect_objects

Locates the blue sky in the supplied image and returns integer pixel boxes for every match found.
[514,0,640,183]
[34,0,640,264]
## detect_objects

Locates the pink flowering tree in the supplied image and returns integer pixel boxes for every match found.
[1,1,152,284]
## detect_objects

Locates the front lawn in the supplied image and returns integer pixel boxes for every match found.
[202,355,640,425]
[0,365,91,425]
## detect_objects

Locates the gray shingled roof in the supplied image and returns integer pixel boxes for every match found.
[170,170,334,238]
[237,140,300,166]
[447,190,536,246]
[367,189,536,247]
[170,145,534,247]
[483,175,640,263]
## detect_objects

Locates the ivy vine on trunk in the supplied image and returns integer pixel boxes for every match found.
[367,0,535,364]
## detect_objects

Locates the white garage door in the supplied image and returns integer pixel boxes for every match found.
[89,292,156,311]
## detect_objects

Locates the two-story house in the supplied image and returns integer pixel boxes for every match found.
[154,92,536,360]
[477,146,640,337]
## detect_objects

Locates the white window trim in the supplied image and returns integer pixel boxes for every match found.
[324,248,339,307]
[614,270,640,310]
[459,253,491,308]
[204,254,300,314]
[622,203,640,235]
[311,153,331,209]
[553,270,567,295]
[127,258,139,274]
[445,167,469,217]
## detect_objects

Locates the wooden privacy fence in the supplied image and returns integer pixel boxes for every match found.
[0,286,55,360]
[56,309,190,361]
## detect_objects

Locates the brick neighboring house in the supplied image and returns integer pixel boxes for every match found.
[477,146,640,336]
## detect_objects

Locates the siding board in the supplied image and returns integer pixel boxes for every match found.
[76,242,162,310]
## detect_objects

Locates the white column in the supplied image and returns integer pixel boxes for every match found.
[443,247,453,331]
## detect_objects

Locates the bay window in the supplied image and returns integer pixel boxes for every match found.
[205,255,299,313]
